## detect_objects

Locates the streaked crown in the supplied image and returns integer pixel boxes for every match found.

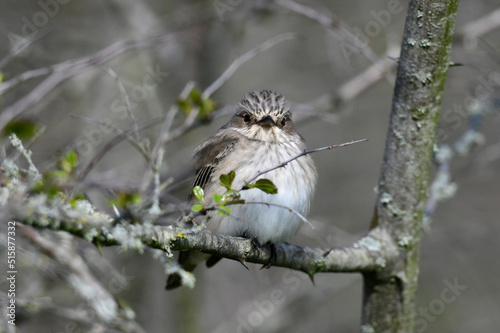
[227,90,299,143]
[238,90,290,119]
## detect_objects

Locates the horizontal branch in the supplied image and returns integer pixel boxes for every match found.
[9,191,395,277]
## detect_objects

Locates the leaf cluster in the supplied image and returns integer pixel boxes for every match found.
[191,170,278,216]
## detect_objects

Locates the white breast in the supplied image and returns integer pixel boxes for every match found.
[213,141,317,243]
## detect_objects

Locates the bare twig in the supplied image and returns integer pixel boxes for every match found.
[140,81,196,192]
[273,0,380,64]
[245,139,368,185]
[0,71,70,131]
[105,68,140,141]
[273,0,337,27]
[336,45,400,103]
[71,114,149,160]
[20,225,145,333]
[201,32,298,99]
[456,7,500,47]
[0,28,50,69]
[244,201,315,230]
[77,117,164,181]
[0,33,188,131]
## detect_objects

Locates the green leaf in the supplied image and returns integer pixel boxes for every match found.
[191,204,204,212]
[47,170,69,180]
[253,179,278,194]
[1,119,39,139]
[66,150,78,169]
[213,194,223,204]
[220,171,235,190]
[108,192,142,208]
[200,97,217,120]
[69,194,85,208]
[217,205,232,216]
[189,88,202,104]
[192,186,205,203]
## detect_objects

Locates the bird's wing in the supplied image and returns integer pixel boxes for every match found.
[189,132,238,200]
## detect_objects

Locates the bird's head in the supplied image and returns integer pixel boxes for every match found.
[229,90,297,143]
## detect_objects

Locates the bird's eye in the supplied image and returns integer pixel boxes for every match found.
[243,114,251,123]
[281,118,287,126]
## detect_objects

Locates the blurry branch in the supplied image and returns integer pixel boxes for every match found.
[33,305,107,331]
[0,28,50,69]
[20,225,145,333]
[77,117,164,181]
[0,32,191,131]
[273,0,336,27]
[287,43,399,124]
[425,99,490,226]
[422,8,500,227]
[201,32,298,99]
[456,7,500,47]
[106,68,141,141]
[140,81,196,192]
[335,44,399,104]
[272,0,381,64]
[77,103,234,185]
[71,115,149,160]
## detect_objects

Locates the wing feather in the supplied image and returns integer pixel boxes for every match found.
[188,133,238,201]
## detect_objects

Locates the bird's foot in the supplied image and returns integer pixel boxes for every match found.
[260,243,277,270]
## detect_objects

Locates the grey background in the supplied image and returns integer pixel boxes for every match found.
[0,1,499,332]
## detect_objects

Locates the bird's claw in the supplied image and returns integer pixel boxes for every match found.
[260,243,277,270]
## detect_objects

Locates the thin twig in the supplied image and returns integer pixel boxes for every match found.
[105,68,140,141]
[77,117,163,181]
[148,148,164,219]
[456,7,500,46]
[244,201,315,230]
[202,32,298,99]
[20,225,145,333]
[336,45,400,103]
[141,81,196,192]
[0,28,50,69]
[71,114,149,160]
[273,0,380,65]
[245,139,368,185]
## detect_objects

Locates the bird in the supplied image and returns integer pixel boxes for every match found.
[166,90,317,289]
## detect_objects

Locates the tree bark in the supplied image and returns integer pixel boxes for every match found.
[362,0,459,332]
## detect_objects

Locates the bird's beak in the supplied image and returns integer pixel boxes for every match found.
[257,115,276,127]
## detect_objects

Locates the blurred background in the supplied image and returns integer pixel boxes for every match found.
[0,0,499,332]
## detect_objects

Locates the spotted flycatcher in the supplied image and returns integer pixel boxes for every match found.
[166,90,317,289]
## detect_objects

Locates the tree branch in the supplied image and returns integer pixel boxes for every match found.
[14,209,394,277]
[362,0,459,332]
[1,171,393,279]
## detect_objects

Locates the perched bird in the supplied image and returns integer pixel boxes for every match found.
[166,90,317,289]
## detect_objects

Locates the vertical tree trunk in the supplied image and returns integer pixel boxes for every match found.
[362,0,458,332]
